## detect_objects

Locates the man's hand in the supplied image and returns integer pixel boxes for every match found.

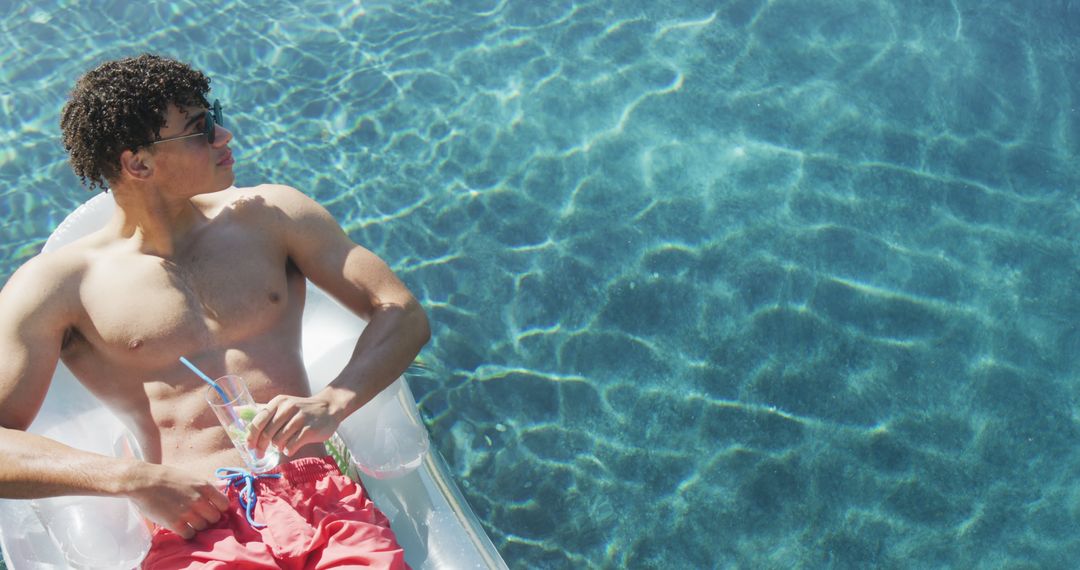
[246,393,343,457]
[124,463,229,540]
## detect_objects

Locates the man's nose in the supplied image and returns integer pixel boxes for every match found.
[213,124,233,146]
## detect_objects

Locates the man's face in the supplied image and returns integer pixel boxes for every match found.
[146,103,235,195]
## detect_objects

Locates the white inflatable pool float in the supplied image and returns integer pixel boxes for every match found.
[0,191,506,569]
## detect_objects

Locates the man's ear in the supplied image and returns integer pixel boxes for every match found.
[119,149,152,180]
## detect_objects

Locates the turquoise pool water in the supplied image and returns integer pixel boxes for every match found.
[4,0,1080,568]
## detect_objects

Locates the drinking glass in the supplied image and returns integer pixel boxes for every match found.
[205,374,280,472]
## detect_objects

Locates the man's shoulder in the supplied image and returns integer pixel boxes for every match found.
[228,183,305,200]
[249,183,317,210]
[0,246,87,316]
[209,184,316,217]
[221,184,352,254]
[12,245,88,285]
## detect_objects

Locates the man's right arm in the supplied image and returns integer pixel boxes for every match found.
[0,254,128,496]
[0,255,227,538]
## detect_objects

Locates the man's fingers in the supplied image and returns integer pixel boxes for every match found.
[284,427,313,457]
[259,411,282,452]
[206,488,230,512]
[170,521,195,540]
[257,401,298,453]
[185,514,210,532]
[246,395,286,446]
[244,395,338,455]
[173,496,227,538]
[273,416,306,455]
[246,406,274,449]
[192,499,222,525]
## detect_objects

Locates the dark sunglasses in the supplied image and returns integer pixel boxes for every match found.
[150,99,223,146]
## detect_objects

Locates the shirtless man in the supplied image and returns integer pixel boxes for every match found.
[0,54,429,566]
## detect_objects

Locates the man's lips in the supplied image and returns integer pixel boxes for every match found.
[217,150,234,166]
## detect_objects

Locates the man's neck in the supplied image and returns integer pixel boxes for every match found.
[108,183,204,258]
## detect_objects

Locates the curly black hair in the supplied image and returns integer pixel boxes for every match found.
[60,54,211,191]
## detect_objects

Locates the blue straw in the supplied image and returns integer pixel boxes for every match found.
[179,356,230,403]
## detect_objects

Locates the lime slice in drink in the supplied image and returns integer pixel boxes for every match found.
[237,406,259,423]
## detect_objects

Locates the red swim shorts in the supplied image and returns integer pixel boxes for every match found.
[142,456,408,569]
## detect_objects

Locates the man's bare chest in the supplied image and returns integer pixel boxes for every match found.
[72,235,298,366]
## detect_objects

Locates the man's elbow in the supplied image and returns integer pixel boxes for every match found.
[0,406,36,432]
[406,299,432,351]
[373,296,430,354]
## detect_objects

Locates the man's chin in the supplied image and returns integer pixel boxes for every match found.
[213,173,237,192]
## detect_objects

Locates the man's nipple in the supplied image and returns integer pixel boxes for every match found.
[128,338,144,350]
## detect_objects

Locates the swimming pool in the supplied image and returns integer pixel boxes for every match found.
[3,0,1080,567]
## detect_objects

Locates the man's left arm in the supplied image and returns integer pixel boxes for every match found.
[247,185,431,456]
